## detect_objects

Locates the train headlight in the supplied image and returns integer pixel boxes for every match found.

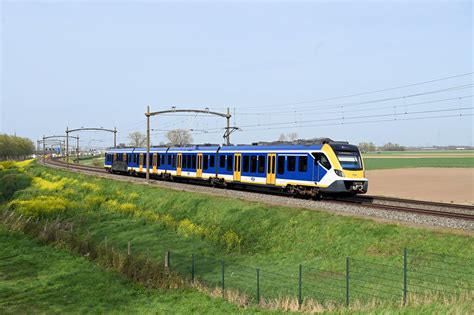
[335,169,345,177]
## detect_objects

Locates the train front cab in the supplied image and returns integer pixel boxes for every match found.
[318,143,368,195]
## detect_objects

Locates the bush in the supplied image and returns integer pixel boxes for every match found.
[0,170,32,202]
[8,195,68,217]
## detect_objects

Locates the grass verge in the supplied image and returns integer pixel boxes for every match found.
[0,223,255,314]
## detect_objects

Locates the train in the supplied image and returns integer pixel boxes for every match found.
[104,139,368,198]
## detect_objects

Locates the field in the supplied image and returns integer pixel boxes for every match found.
[0,160,472,313]
[366,168,474,205]
[363,157,474,170]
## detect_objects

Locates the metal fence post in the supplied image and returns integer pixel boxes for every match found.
[346,257,350,307]
[221,260,225,298]
[192,254,195,283]
[256,268,260,304]
[165,251,170,269]
[298,264,302,307]
[128,241,131,256]
[403,248,407,305]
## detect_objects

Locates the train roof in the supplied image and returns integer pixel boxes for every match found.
[105,144,328,153]
[104,138,358,154]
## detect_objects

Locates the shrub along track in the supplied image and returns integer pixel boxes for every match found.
[43,158,474,229]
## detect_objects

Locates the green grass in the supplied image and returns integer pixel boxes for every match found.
[363,157,474,170]
[0,225,257,314]
[363,150,474,155]
[1,161,473,313]
[76,155,104,167]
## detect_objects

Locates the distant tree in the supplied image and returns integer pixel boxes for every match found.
[287,132,299,142]
[278,134,287,141]
[358,142,376,153]
[0,134,35,161]
[128,132,146,147]
[166,129,193,146]
[381,142,406,151]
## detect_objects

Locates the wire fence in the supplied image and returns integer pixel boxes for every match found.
[165,248,473,307]
[0,210,472,309]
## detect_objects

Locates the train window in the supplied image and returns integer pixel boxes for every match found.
[172,154,176,167]
[243,156,249,172]
[250,156,257,173]
[257,156,265,173]
[298,156,307,172]
[161,155,165,165]
[287,156,296,171]
[183,155,187,168]
[220,155,226,168]
[203,155,208,170]
[277,156,285,174]
[210,155,215,168]
[313,153,331,169]
[192,155,197,169]
[227,155,233,171]
[168,155,172,165]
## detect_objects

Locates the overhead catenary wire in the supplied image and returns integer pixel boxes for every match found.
[149,111,473,137]
[236,72,474,110]
[237,84,473,115]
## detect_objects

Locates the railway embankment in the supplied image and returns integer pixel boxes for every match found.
[1,160,473,313]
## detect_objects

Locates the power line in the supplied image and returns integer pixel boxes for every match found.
[234,107,473,130]
[237,72,473,110]
[240,112,474,133]
[203,95,473,131]
[238,84,473,114]
[236,94,473,117]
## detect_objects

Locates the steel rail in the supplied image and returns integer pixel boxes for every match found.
[351,195,474,211]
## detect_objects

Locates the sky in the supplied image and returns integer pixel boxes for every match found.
[1,0,473,149]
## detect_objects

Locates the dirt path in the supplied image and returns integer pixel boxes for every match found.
[366,168,474,205]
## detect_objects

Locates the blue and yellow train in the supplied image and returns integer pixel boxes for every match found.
[104,139,368,198]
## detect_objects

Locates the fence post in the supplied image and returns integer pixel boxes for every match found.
[165,251,170,269]
[256,268,260,304]
[403,248,407,305]
[298,264,302,308]
[346,257,350,307]
[221,260,225,298]
[192,254,195,283]
[128,241,131,256]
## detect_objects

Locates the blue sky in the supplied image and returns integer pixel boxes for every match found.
[1,1,472,148]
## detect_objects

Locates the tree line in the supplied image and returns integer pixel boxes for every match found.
[0,134,35,161]
[358,142,406,153]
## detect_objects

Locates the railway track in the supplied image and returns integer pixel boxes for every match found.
[44,158,474,222]
[330,197,474,221]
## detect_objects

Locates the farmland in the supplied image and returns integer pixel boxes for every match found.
[363,157,474,170]
[0,160,472,313]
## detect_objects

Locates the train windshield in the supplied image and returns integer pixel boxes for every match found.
[335,151,363,170]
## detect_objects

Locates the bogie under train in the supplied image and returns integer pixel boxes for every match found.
[104,140,368,198]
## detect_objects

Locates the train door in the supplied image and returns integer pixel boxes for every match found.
[113,153,117,163]
[139,153,143,172]
[233,153,241,181]
[153,153,157,174]
[196,153,203,178]
[177,153,182,176]
[266,153,276,184]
